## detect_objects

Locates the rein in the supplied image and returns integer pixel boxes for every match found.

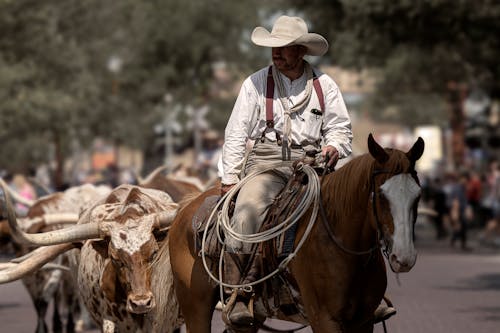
[319,200,379,255]
[319,168,394,258]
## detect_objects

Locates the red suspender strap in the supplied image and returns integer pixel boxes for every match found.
[265,66,275,128]
[313,72,325,112]
[266,67,325,126]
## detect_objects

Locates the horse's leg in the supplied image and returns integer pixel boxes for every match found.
[309,317,345,333]
[175,278,215,333]
[348,322,374,333]
[172,249,216,333]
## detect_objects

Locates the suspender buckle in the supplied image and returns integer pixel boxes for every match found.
[266,120,274,128]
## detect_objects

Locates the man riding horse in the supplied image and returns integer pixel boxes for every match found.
[219,15,394,326]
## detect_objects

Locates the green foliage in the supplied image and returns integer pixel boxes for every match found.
[0,0,264,174]
[290,0,500,126]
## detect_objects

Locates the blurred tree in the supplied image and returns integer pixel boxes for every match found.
[290,0,500,166]
[0,0,106,187]
[0,0,264,186]
[110,0,264,162]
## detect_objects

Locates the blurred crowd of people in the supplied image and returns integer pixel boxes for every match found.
[0,130,224,217]
[422,159,500,250]
[2,133,499,253]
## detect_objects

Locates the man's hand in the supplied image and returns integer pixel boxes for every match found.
[220,183,236,197]
[321,145,339,169]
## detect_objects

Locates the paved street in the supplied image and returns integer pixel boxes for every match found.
[1,219,499,332]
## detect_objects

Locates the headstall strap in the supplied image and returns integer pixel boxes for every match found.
[370,169,393,258]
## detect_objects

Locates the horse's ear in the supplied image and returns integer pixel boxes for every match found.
[368,133,389,164]
[406,137,425,162]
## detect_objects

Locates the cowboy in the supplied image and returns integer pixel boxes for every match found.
[219,15,353,326]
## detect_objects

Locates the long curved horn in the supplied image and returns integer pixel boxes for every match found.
[0,178,34,207]
[0,179,102,246]
[19,213,80,231]
[37,213,79,225]
[0,262,70,272]
[0,243,74,283]
[139,165,169,185]
[153,204,179,230]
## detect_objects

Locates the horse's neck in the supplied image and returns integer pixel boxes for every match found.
[323,160,372,210]
[319,162,376,243]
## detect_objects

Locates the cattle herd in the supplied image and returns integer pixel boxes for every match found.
[0,166,205,333]
[0,136,427,333]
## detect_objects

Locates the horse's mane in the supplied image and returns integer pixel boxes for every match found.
[321,149,411,220]
[177,192,201,209]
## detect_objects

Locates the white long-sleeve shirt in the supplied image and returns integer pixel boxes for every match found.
[221,66,352,185]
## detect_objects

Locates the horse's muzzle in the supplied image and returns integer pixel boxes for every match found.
[389,253,417,273]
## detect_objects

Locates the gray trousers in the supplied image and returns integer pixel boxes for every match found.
[225,141,307,253]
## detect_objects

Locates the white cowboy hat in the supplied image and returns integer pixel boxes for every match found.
[251,15,329,56]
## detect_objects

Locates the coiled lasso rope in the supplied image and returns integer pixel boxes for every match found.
[199,161,322,305]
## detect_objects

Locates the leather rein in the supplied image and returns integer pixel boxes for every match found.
[318,168,394,258]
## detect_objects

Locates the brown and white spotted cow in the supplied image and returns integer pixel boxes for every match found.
[0,183,182,333]
[0,182,111,333]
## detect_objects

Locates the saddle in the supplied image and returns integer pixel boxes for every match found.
[192,194,223,272]
[192,159,323,322]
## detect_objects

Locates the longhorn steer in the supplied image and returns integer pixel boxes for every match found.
[0,183,181,333]
[0,182,111,333]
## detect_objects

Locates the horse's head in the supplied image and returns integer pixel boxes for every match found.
[368,133,424,273]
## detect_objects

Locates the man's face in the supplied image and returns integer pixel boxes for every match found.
[272,45,306,72]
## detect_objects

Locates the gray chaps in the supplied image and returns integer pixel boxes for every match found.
[224,141,307,253]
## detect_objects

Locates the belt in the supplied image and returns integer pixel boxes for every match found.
[259,137,304,149]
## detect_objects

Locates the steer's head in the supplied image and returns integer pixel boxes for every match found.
[87,185,177,314]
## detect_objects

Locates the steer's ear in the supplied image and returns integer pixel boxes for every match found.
[100,259,117,303]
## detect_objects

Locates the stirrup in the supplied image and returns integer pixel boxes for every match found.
[222,290,254,327]
[373,305,396,324]
[228,300,254,326]
[374,295,396,323]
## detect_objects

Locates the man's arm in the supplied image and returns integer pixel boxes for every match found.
[321,78,353,160]
[221,78,259,187]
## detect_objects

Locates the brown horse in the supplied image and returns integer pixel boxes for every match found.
[168,134,424,332]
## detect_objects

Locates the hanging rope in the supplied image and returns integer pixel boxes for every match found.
[200,162,321,297]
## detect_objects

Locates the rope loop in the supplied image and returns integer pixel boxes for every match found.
[199,162,321,299]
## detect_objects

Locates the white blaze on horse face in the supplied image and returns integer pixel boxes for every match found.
[380,173,421,273]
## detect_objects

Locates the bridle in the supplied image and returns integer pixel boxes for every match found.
[370,169,395,259]
[319,168,398,258]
